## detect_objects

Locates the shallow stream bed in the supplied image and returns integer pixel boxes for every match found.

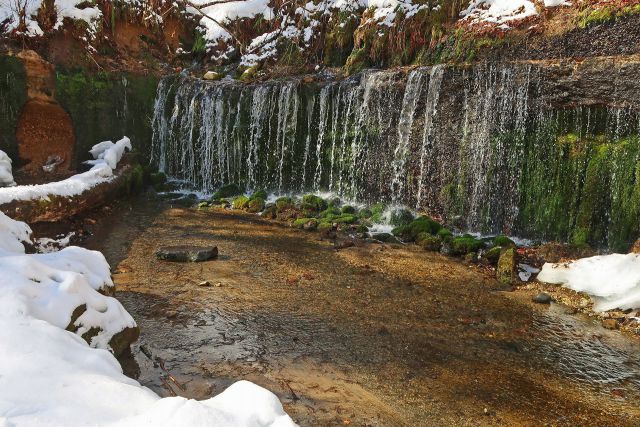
[82,195,640,426]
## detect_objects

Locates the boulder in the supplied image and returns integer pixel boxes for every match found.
[156,246,218,262]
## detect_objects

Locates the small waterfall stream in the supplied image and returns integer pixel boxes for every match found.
[151,64,640,250]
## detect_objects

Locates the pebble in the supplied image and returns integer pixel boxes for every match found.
[198,280,211,287]
[532,292,552,304]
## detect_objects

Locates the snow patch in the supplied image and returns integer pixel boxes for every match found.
[538,253,640,311]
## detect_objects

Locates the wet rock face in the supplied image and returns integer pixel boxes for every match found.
[16,99,75,174]
[156,246,219,262]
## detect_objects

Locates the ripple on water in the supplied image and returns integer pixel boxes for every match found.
[531,304,640,394]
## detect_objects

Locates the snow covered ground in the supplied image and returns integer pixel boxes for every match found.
[0,139,295,426]
[538,253,640,312]
[0,137,131,205]
[0,150,16,187]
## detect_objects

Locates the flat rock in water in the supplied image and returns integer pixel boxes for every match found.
[156,246,218,262]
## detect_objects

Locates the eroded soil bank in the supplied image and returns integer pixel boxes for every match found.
[81,195,640,426]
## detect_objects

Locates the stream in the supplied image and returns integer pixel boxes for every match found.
[75,193,640,426]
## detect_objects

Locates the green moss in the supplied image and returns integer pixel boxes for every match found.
[247,197,265,213]
[333,214,358,224]
[275,196,294,211]
[341,205,356,214]
[0,56,27,162]
[451,235,484,256]
[437,228,453,242]
[232,195,250,210]
[394,216,442,241]
[497,248,517,285]
[369,203,386,223]
[302,194,328,212]
[358,208,373,219]
[250,189,268,200]
[493,235,516,248]
[484,246,502,265]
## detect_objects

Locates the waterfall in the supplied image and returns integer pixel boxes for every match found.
[151,64,640,249]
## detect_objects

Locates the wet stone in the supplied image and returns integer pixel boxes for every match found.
[533,293,553,304]
[156,246,218,262]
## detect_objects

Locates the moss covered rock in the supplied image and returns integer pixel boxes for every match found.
[232,195,249,210]
[417,233,442,251]
[247,197,265,213]
[483,246,503,265]
[497,248,517,285]
[451,235,484,256]
[302,194,328,212]
[437,228,453,242]
[341,205,357,215]
[214,184,243,199]
[493,235,516,248]
[393,216,442,241]
[250,189,268,201]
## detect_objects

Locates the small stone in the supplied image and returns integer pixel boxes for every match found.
[602,319,618,330]
[198,280,211,287]
[203,71,223,81]
[166,310,178,319]
[214,282,223,287]
[532,292,552,304]
[156,246,218,262]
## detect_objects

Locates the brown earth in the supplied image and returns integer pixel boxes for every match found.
[79,199,640,427]
[15,99,75,174]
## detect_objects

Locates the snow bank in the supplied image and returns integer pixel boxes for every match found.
[0,200,295,426]
[0,297,295,427]
[0,150,16,187]
[0,137,131,205]
[538,253,640,311]
[0,0,103,36]
[0,210,132,350]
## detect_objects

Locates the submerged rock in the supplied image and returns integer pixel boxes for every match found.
[156,246,218,262]
[532,293,552,304]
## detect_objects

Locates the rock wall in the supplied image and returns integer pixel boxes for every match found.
[0,52,158,174]
[152,56,640,251]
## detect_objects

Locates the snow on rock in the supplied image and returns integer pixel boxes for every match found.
[0,136,131,205]
[538,253,640,311]
[0,150,16,187]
